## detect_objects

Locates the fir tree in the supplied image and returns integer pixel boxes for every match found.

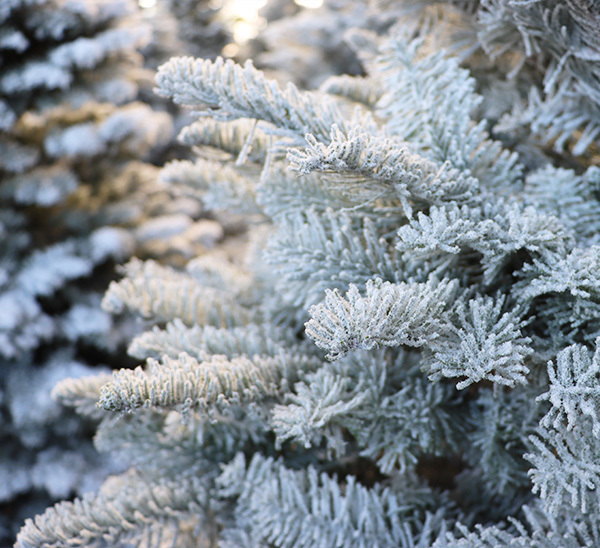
[0,0,224,542]
[13,1,600,547]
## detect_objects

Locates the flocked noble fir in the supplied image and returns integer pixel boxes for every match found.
[0,0,231,542]
[13,0,600,547]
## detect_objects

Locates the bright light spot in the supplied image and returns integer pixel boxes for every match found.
[294,0,323,7]
[233,20,259,43]
[219,0,267,44]
[138,0,156,8]
[222,43,240,57]
[223,0,267,20]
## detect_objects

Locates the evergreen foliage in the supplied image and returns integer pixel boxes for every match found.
[12,1,600,547]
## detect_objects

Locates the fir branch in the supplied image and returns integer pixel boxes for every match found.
[319,74,384,107]
[216,453,447,548]
[305,277,458,360]
[515,246,600,303]
[256,165,341,219]
[102,259,253,328]
[161,157,262,214]
[1,164,78,206]
[15,469,213,548]
[288,125,478,218]
[358,374,465,474]
[0,60,72,93]
[432,522,526,548]
[94,407,266,476]
[52,372,113,421]
[466,387,541,494]
[271,366,370,455]
[128,320,301,361]
[155,56,346,141]
[97,351,319,414]
[526,417,600,515]
[375,34,521,190]
[178,117,273,165]
[537,342,600,437]
[424,294,532,389]
[397,202,573,284]
[396,204,481,260]
[478,0,600,155]
[434,513,600,548]
[48,26,150,71]
[264,208,403,312]
[524,165,600,246]
[520,499,600,548]
[480,205,573,281]
[527,79,600,156]
[513,246,600,344]
[185,254,255,300]
[15,241,94,297]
